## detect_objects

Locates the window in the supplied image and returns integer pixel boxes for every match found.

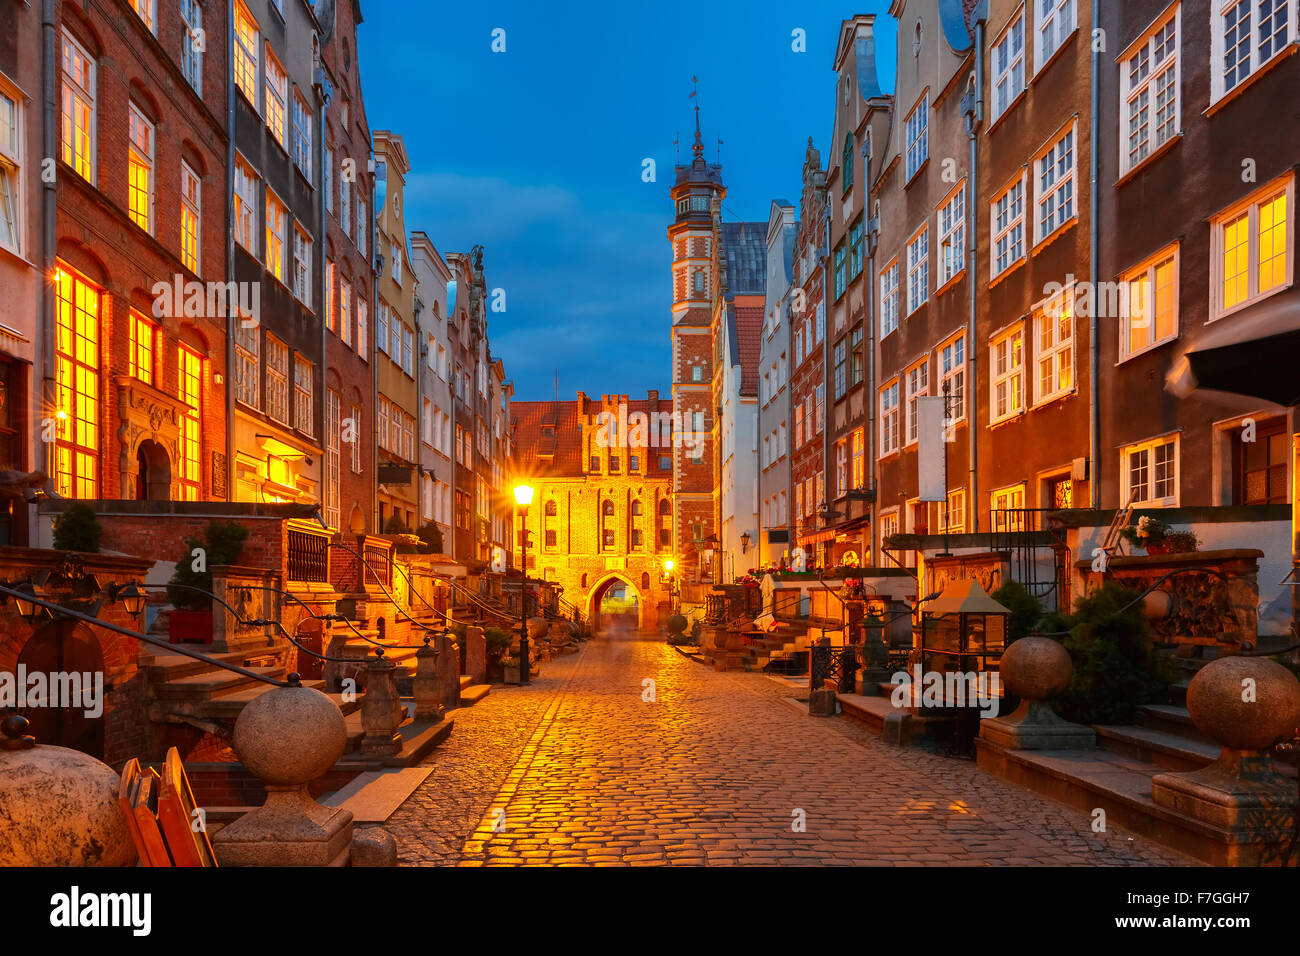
[815,384,824,433]
[326,389,341,528]
[324,146,334,214]
[357,300,367,356]
[132,0,157,32]
[880,259,899,337]
[1234,417,1287,504]
[128,313,156,385]
[939,488,966,534]
[629,455,640,472]
[294,355,312,433]
[1212,0,1296,103]
[293,226,311,305]
[235,322,258,408]
[340,168,350,236]
[939,335,966,423]
[234,1,259,108]
[1034,291,1074,404]
[835,437,848,496]
[127,105,154,233]
[1123,434,1179,506]
[61,31,96,183]
[990,327,1025,424]
[265,50,287,146]
[376,301,389,355]
[53,268,100,498]
[1121,245,1178,359]
[841,132,854,193]
[905,93,928,180]
[833,242,846,299]
[794,403,804,448]
[905,360,929,445]
[849,328,864,387]
[324,259,335,333]
[991,484,1027,531]
[879,381,900,456]
[938,184,965,285]
[181,0,203,95]
[691,364,703,382]
[849,218,864,279]
[1036,0,1077,69]
[265,337,289,424]
[233,156,258,254]
[402,325,414,376]
[177,344,202,500]
[1120,8,1179,174]
[265,189,286,282]
[292,91,312,177]
[850,428,865,489]
[1034,124,1076,243]
[1212,175,1293,319]
[339,280,351,346]
[832,339,847,399]
[906,226,929,314]
[181,162,201,274]
[392,244,402,284]
[350,404,362,472]
[378,397,389,452]
[992,174,1026,277]
[991,11,1025,120]
[357,199,367,257]
[0,88,21,255]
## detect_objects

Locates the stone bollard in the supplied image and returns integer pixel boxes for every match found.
[412,635,444,722]
[213,681,353,866]
[351,826,398,866]
[360,647,402,757]
[979,636,1095,750]
[1152,655,1300,850]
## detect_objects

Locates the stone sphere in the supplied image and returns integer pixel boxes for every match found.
[1000,636,1073,700]
[0,744,137,866]
[526,616,548,640]
[233,685,346,786]
[667,614,688,636]
[1185,655,1300,751]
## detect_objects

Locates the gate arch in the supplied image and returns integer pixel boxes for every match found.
[586,572,643,633]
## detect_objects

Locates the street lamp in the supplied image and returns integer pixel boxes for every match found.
[513,483,535,685]
[740,531,751,555]
[111,581,147,617]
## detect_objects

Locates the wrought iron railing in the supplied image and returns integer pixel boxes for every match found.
[363,544,392,589]
[809,640,857,693]
[988,507,1070,611]
[286,528,329,583]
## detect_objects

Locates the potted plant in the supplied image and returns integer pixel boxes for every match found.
[51,503,102,553]
[484,626,512,680]
[1120,515,1199,555]
[165,521,249,644]
[501,655,521,685]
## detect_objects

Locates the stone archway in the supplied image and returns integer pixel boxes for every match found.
[587,572,643,633]
[15,619,106,759]
[136,440,172,501]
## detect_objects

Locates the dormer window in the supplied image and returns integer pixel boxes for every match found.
[690,195,709,211]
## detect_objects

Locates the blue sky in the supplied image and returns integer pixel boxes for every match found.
[359,1,897,401]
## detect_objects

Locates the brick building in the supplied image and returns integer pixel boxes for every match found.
[51,0,230,507]
[319,0,376,535]
[757,199,796,567]
[512,391,674,631]
[410,231,454,549]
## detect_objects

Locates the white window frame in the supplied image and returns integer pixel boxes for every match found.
[989,325,1025,424]
[1035,0,1078,72]
[1033,121,1077,245]
[904,92,929,181]
[60,30,97,184]
[938,487,966,534]
[293,225,311,306]
[906,225,930,315]
[879,380,900,458]
[1210,0,1297,104]
[905,358,929,446]
[1210,173,1294,320]
[180,160,201,274]
[991,172,1027,277]
[1119,5,1180,175]
[127,104,155,234]
[938,333,967,424]
[233,1,260,111]
[265,336,289,425]
[1120,243,1180,361]
[324,145,334,214]
[293,354,313,434]
[264,187,286,282]
[0,84,24,256]
[991,8,1026,120]
[357,198,367,256]
[937,182,966,286]
[991,483,1028,531]
[235,323,259,409]
[357,299,367,356]
[1122,433,1180,507]
[292,90,312,177]
[181,0,203,95]
[350,404,363,473]
[880,258,900,337]
[264,47,287,147]
[233,154,258,255]
[1032,288,1075,405]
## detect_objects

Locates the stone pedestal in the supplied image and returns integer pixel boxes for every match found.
[464,626,486,682]
[979,636,1094,750]
[215,786,352,866]
[412,638,444,722]
[436,634,461,710]
[808,687,838,716]
[360,651,402,757]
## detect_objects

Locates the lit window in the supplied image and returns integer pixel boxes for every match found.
[128,313,156,385]
[265,337,289,424]
[127,104,154,233]
[294,355,312,433]
[991,11,1025,120]
[181,161,201,274]
[991,174,1026,277]
[1034,291,1074,404]
[879,381,900,457]
[325,389,341,528]
[357,299,367,357]
[1120,7,1179,174]
[905,359,929,445]
[991,484,1027,531]
[324,259,335,333]
[339,280,352,346]
[177,344,202,500]
[906,225,929,314]
[1121,244,1179,359]
[357,199,367,257]
[1212,0,1295,103]
[0,87,24,255]
[54,267,100,498]
[939,335,966,423]
[340,168,350,236]
[234,2,259,108]
[133,0,157,33]
[905,92,928,180]
[1211,174,1293,319]
[880,259,899,337]
[1036,0,1077,69]
[292,91,312,177]
[850,428,865,489]
[61,31,96,183]
[234,322,259,408]
[350,404,363,472]
[938,184,965,285]
[939,488,965,534]
[989,326,1025,424]
[264,189,286,281]
[1034,123,1076,243]
[181,0,203,95]
[293,226,311,305]
[1122,435,1179,507]
[233,155,258,254]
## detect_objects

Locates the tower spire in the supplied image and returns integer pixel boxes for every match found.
[690,75,703,159]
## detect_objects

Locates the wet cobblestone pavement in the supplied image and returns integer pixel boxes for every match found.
[384,627,1192,866]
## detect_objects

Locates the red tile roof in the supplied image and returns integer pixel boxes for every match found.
[512,395,674,478]
[733,295,764,398]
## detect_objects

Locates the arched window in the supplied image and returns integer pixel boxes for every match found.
[544,500,557,516]
[842,133,854,192]
[659,499,671,516]
[641,572,650,590]
[602,500,614,517]
[631,500,642,516]
[581,573,588,588]
[693,270,706,294]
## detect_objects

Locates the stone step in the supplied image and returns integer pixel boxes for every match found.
[336,712,455,770]
[142,645,286,682]
[155,679,359,720]
[152,663,286,701]
[459,684,491,706]
[459,674,473,690]
[1093,724,1220,773]
[319,768,433,823]
[1136,704,1218,746]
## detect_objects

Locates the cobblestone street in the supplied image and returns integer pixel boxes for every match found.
[385,627,1192,866]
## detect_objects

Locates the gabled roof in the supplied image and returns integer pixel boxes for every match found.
[720,222,767,298]
[733,297,764,397]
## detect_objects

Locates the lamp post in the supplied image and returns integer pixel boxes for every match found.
[514,483,535,685]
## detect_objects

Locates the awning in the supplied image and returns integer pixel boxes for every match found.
[1166,296,1300,406]
[798,528,836,545]
[925,579,1011,616]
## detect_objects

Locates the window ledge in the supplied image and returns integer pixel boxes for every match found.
[1032,28,1079,83]
[1210,281,1293,324]
[1115,132,1183,189]
[988,256,1027,290]
[904,158,930,190]
[985,87,1029,137]
[1031,217,1078,257]
[934,269,966,298]
[988,411,1027,431]
[1205,43,1298,118]
[1116,334,1179,366]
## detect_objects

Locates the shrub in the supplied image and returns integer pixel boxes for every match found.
[383,514,410,534]
[1051,581,1174,725]
[483,627,512,651]
[52,503,101,553]
[166,521,249,611]
[991,580,1043,645]
[416,521,444,553]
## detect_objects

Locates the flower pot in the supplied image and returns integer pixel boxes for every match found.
[169,609,213,644]
[503,665,521,685]
[1144,542,1169,555]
